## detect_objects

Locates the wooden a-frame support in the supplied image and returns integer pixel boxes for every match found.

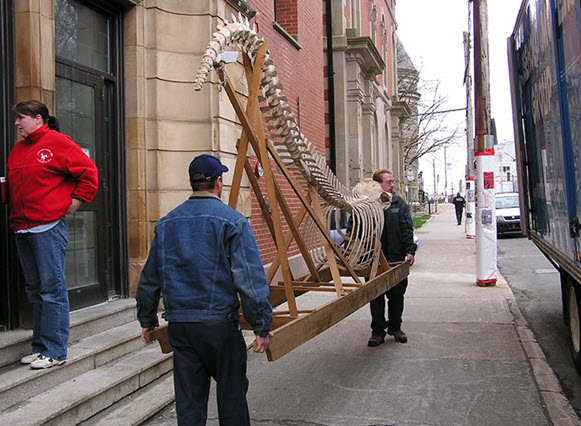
[145,45,410,361]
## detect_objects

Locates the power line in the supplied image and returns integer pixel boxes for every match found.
[407,107,467,117]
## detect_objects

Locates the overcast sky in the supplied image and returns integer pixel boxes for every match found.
[396,0,524,195]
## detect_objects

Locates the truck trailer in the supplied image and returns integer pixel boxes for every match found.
[508,0,581,367]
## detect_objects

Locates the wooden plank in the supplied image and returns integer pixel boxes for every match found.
[278,281,361,288]
[266,205,310,283]
[227,47,267,209]
[265,261,410,361]
[270,179,321,282]
[220,66,299,317]
[273,309,315,315]
[271,285,353,293]
[310,186,345,296]
[241,315,297,330]
[144,325,172,354]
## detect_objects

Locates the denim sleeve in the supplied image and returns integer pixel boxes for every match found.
[136,233,162,328]
[230,219,273,337]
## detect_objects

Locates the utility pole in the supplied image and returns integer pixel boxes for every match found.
[433,158,438,213]
[473,0,497,286]
[444,146,448,201]
[464,15,476,238]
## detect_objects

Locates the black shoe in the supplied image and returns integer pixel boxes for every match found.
[387,329,408,343]
[367,334,385,347]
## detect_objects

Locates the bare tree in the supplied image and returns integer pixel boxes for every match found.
[397,39,463,170]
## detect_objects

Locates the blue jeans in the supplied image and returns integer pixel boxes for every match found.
[14,219,69,360]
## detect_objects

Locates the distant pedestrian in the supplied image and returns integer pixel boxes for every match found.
[367,169,417,347]
[453,192,466,225]
[136,154,273,426]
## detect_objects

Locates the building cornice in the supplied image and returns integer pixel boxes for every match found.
[346,34,385,75]
[391,99,411,117]
[332,31,385,76]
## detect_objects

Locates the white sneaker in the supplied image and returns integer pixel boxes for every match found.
[30,355,66,369]
[20,352,42,364]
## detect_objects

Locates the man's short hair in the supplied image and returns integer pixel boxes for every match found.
[373,168,394,183]
[191,174,217,192]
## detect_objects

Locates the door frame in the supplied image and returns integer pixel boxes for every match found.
[0,0,19,330]
[55,0,128,306]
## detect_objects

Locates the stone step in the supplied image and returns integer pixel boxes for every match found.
[0,345,173,426]
[79,371,174,426]
[0,298,137,368]
[0,319,143,411]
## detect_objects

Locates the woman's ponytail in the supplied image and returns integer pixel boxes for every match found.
[47,115,60,132]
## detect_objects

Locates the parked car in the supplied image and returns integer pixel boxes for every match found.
[495,192,522,235]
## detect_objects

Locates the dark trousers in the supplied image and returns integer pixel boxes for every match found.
[456,209,463,224]
[168,321,250,426]
[370,278,408,336]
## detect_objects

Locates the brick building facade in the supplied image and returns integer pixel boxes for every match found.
[246,0,325,264]
[325,0,404,191]
[0,0,407,330]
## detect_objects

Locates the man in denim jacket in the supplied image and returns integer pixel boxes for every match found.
[136,154,273,426]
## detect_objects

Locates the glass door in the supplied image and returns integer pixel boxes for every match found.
[55,0,126,310]
[56,72,107,309]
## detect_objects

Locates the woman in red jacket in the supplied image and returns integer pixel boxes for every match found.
[7,100,98,369]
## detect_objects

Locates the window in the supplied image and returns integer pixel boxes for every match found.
[55,0,111,73]
[274,0,299,44]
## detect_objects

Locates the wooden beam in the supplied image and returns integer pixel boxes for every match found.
[277,281,361,288]
[271,285,354,293]
[244,157,276,238]
[310,186,345,296]
[227,46,268,209]
[269,178,321,282]
[144,325,172,354]
[219,63,299,317]
[266,261,410,361]
[266,205,310,284]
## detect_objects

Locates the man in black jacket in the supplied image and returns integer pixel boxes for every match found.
[452,192,466,225]
[368,169,417,346]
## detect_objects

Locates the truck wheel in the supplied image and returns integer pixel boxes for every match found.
[568,284,581,369]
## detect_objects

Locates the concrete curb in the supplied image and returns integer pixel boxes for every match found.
[497,272,581,425]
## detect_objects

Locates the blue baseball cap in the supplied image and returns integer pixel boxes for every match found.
[189,154,229,182]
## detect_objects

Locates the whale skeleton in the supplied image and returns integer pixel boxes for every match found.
[146,14,411,361]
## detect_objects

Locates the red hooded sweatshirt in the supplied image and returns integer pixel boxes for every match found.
[7,124,99,231]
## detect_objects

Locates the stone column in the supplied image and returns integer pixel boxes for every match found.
[346,55,364,186]
[127,1,253,292]
[360,79,377,179]
[14,0,55,107]
[125,3,148,293]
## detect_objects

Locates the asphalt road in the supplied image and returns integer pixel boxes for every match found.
[497,233,581,417]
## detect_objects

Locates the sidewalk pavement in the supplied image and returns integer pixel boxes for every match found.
[153,203,580,425]
[238,203,580,426]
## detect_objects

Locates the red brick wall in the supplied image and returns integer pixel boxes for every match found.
[246,0,325,264]
[275,0,298,36]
